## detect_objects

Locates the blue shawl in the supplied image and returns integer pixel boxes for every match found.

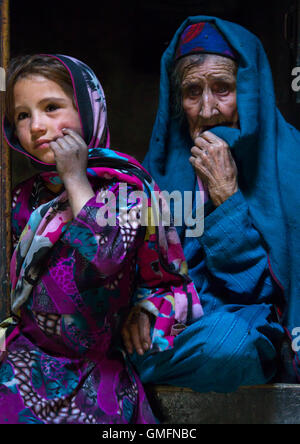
[143,15,300,372]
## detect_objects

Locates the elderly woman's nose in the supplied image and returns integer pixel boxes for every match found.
[199,91,219,119]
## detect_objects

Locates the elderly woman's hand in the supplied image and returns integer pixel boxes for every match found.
[189,131,238,206]
[121,306,152,356]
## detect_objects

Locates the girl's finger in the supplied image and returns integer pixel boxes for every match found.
[55,136,70,150]
[139,312,151,351]
[130,321,144,356]
[121,324,133,354]
[62,128,85,146]
[59,134,79,150]
[49,140,61,153]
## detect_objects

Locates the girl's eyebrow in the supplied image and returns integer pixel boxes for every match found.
[14,97,67,112]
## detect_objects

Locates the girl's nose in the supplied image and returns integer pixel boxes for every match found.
[30,113,47,135]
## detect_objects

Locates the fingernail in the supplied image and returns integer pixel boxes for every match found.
[138,348,144,355]
[143,342,149,350]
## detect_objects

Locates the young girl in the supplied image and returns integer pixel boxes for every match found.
[0,54,202,424]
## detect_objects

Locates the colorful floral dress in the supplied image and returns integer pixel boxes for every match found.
[0,173,154,424]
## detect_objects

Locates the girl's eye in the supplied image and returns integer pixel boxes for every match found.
[46,103,59,112]
[17,112,29,121]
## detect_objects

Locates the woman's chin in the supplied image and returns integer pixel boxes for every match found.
[35,152,55,165]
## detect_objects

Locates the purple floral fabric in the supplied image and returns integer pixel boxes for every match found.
[1,173,156,424]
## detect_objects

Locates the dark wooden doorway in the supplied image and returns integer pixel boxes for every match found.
[0,0,10,320]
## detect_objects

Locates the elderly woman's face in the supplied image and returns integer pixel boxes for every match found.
[181,55,238,140]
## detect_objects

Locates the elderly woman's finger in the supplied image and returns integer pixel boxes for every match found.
[200,130,223,144]
[191,146,209,157]
[193,135,211,149]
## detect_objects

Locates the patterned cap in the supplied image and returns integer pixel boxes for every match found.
[175,22,237,61]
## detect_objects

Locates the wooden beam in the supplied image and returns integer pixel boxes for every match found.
[0,0,10,320]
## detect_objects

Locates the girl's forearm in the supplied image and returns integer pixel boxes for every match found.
[63,174,95,217]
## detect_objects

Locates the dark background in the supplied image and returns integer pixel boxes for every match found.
[9,0,300,184]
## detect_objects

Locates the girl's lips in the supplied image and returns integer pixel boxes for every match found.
[35,139,52,149]
[37,142,50,149]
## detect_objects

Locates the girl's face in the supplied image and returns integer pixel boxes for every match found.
[13,74,82,164]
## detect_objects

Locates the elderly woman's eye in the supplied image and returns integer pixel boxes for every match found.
[215,83,230,94]
[186,85,202,97]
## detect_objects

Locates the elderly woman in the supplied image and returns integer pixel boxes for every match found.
[122,16,300,391]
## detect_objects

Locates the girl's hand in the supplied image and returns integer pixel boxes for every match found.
[50,128,94,217]
[49,128,88,184]
[189,131,238,206]
[121,306,152,356]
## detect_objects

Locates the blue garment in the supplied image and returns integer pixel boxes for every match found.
[131,304,281,392]
[135,15,300,388]
[131,191,284,391]
[187,191,282,311]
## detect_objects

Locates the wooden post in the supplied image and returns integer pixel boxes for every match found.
[0,0,10,320]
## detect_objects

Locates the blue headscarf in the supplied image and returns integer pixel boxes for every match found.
[175,21,237,61]
[143,16,300,372]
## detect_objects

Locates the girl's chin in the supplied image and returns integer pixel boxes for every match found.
[35,152,55,164]
[36,158,55,165]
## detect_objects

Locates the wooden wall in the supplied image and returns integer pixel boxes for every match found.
[0,0,10,319]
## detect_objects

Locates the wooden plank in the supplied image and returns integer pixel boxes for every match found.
[150,384,300,424]
[0,0,10,320]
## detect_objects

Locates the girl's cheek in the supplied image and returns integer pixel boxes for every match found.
[15,127,24,143]
[57,118,83,137]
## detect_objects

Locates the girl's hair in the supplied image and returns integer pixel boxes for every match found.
[170,54,237,123]
[5,54,75,126]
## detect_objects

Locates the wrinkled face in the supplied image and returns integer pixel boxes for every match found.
[181,54,239,140]
[13,74,82,164]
